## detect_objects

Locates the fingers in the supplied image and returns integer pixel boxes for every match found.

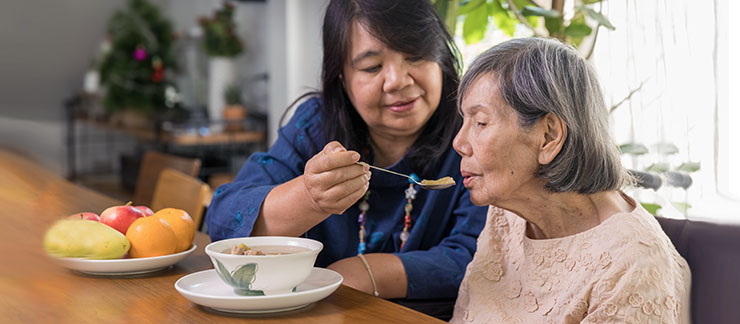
[313,172,370,215]
[308,142,361,174]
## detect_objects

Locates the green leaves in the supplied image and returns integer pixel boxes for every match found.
[641,202,662,216]
[676,162,701,172]
[580,6,615,30]
[434,0,614,49]
[489,0,516,37]
[463,2,490,43]
[520,6,561,19]
[645,162,670,173]
[619,143,649,156]
[564,21,593,38]
[458,0,486,15]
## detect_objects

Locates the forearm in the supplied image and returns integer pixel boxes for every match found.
[327,253,408,299]
[251,176,330,236]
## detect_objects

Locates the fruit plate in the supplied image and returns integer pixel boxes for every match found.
[50,244,196,276]
[175,267,343,314]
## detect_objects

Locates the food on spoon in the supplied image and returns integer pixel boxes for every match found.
[420,176,455,187]
[43,219,130,259]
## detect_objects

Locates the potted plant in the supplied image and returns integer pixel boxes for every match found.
[98,0,177,129]
[223,84,247,132]
[199,2,244,125]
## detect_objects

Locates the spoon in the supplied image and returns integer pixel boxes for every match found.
[356,162,456,190]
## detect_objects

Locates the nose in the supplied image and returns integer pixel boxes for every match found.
[383,60,413,92]
[453,123,471,157]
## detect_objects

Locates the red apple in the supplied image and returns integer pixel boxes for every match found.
[134,206,154,216]
[100,202,145,234]
[66,212,100,221]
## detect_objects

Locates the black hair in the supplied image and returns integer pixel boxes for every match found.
[318,0,461,178]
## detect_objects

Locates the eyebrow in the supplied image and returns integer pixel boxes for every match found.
[351,50,381,66]
[461,104,485,115]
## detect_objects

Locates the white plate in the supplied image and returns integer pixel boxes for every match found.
[175,267,343,314]
[50,244,196,275]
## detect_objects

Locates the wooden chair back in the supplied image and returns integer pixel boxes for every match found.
[131,151,201,207]
[150,168,211,231]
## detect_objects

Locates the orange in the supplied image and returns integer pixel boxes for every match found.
[125,216,177,258]
[153,208,194,253]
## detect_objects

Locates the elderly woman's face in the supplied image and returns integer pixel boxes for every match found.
[453,74,542,206]
[342,21,442,140]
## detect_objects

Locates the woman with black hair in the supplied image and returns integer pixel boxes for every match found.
[206,0,486,302]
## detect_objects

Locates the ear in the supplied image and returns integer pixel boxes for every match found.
[537,113,567,165]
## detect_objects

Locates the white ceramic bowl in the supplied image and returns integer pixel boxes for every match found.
[205,237,322,296]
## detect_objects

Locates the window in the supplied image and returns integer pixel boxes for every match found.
[453,0,738,222]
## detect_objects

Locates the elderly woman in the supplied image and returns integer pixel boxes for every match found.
[450,38,691,323]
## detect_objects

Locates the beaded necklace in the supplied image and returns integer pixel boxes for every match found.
[357,174,419,255]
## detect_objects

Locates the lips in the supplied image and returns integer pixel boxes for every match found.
[460,170,479,188]
[386,97,418,113]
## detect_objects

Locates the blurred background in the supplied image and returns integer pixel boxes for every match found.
[0,0,737,224]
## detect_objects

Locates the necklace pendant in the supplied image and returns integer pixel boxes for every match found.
[400,230,409,242]
[358,242,366,255]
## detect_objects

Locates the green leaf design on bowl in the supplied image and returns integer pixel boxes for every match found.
[213,259,265,295]
[232,263,258,288]
[214,259,236,286]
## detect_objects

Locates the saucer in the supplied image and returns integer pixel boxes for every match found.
[175,267,343,314]
[51,244,196,276]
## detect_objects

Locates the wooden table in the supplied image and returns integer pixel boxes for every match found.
[0,148,444,324]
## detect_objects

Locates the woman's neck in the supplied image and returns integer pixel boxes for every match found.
[508,190,635,239]
[369,131,418,168]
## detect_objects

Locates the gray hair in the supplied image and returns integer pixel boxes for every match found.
[459,38,630,194]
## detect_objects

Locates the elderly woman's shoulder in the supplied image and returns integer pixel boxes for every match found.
[584,210,691,323]
[590,208,690,294]
[607,208,685,261]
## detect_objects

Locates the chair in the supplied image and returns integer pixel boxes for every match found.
[131,151,201,207]
[150,168,212,231]
[655,217,740,324]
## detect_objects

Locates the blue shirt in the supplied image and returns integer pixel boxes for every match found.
[206,97,487,299]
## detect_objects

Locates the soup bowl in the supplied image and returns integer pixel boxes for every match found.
[205,236,323,296]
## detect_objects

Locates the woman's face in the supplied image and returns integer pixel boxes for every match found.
[453,74,543,206]
[342,21,442,140]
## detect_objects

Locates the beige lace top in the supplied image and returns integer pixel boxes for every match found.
[451,203,691,324]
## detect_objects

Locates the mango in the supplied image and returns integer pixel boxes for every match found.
[44,219,131,259]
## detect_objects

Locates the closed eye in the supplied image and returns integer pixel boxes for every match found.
[362,65,381,73]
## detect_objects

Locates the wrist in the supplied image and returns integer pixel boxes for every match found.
[357,254,380,297]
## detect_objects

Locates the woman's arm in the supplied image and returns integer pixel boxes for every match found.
[328,253,408,298]
[253,142,369,236]
[206,98,371,240]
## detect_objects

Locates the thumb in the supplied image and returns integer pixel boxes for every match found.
[324,141,347,154]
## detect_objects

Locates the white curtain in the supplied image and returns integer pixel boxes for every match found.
[591,0,737,222]
[455,0,737,222]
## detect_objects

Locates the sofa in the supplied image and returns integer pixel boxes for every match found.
[656,217,740,324]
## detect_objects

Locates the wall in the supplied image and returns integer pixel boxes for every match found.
[0,0,125,175]
[0,0,289,177]
[266,0,327,145]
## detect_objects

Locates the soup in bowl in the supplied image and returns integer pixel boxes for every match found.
[205,236,323,296]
